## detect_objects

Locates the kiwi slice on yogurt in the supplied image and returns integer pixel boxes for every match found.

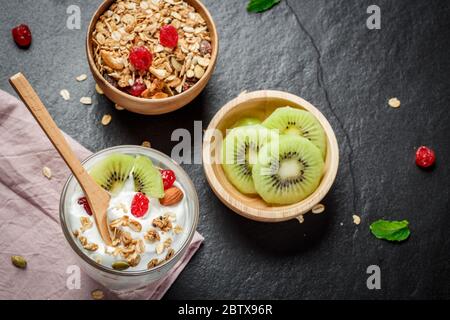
[221,125,276,194]
[132,155,164,198]
[252,135,324,205]
[262,106,327,158]
[89,153,134,195]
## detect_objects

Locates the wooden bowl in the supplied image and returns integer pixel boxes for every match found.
[86,0,218,115]
[202,90,339,222]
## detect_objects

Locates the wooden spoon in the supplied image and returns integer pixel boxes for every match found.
[9,73,112,245]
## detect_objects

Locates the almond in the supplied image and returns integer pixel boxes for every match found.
[159,186,184,206]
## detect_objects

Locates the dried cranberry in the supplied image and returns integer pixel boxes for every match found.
[129,46,153,71]
[127,80,147,97]
[415,146,436,168]
[199,40,212,55]
[131,192,149,218]
[77,197,92,216]
[182,81,195,92]
[12,24,32,48]
[159,25,178,48]
[160,169,176,190]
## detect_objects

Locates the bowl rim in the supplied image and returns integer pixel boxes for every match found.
[85,0,219,104]
[202,90,339,222]
[59,145,199,276]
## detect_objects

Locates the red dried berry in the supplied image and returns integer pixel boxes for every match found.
[160,169,176,190]
[159,25,178,48]
[77,197,92,216]
[129,46,153,71]
[415,146,436,168]
[131,192,149,218]
[12,24,32,48]
[127,80,147,97]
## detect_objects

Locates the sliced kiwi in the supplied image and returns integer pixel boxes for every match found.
[132,155,164,198]
[230,117,262,129]
[89,153,135,195]
[262,106,327,158]
[221,125,276,194]
[252,135,324,205]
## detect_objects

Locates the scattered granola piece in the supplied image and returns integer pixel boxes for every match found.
[353,214,361,225]
[101,114,112,126]
[312,203,325,214]
[95,83,104,95]
[163,238,173,248]
[91,289,104,300]
[147,258,159,269]
[296,215,304,223]
[114,103,125,111]
[128,219,142,232]
[42,166,52,179]
[127,254,141,267]
[388,97,401,108]
[141,140,151,148]
[60,89,70,100]
[165,248,175,260]
[174,225,183,234]
[152,215,173,232]
[76,74,88,82]
[83,242,99,251]
[80,97,92,105]
[80,216,93,231]
[144,229,160,243]
[155,242,164,255]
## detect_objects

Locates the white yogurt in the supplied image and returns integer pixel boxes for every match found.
[68,173,187,271]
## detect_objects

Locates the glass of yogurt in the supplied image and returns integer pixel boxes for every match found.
[59,146,199,291]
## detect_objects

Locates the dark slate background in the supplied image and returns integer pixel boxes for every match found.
[1,0,449,299]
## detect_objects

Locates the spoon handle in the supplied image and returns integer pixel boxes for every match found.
[9,73,112,245]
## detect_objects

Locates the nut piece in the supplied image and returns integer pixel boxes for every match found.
[100,50,124,70]
[101,114,112,126]
[141,141,151,148]
[352,214,361,225]
[144,229,161,242]
[311,203,325,214]
[80,216,93,231]
[11,255,27,269]
[91,289,104,300]
[388,97,401,108]
[128,219,142,232]
[147,258,159,269]
[159,186,184,206]
[112,260,130,271]
[42,166,52,179]
[80,97,92,105]
[60,89,70,100]
[76,74,88,82]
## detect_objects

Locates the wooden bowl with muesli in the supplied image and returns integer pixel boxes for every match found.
[86,0,218,115]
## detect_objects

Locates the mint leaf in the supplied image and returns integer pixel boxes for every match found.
[247,0,281,13]
[370,220,410,242]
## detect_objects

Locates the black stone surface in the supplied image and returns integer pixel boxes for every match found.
[1,0,449,299]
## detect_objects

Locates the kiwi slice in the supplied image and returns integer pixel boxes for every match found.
[230,117,262,129]
[132,155,164,198]
[262,106,327,158]
[221,125,276,194]
[252,135,324,205]
[89,153,135,195]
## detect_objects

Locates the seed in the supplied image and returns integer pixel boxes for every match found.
[76,74,87,82]
[186,69,195,78]
[388,97,401,108]
[352,214,361,225]
[95,84,104,95]
[114,103,124,110]
[80,97,92,105]
[60,89,70,100]
[311,203,325,214]
[91,289,104,300]
[11,255,27,269]
[42,166,52,179]
[112,260,130,271]
[101,114,112,126]
[194,65,205,79]
[141,141,151,148]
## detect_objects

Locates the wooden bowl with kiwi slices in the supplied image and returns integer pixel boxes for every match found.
[202,90,339,222]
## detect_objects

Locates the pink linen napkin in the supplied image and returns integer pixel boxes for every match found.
[0,89,203,300]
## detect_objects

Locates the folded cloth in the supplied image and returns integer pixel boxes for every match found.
[0,89,203,300]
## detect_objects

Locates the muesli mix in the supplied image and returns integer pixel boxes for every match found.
[91,0,212,99]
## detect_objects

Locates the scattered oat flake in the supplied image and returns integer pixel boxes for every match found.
[60,89,70,101]
[114,103,125,111]
[91,289,104,300]
[311,203,325,214]
[42,166,52,179]
[141,141,151,148]
[388,97,401,108]
[156,243,164,255]
[80,97,92,105]
[101,114,112,126]
[352,215,361,225]
[95,84,104,95]
[76,74,88,82]
[296,215,304,223]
